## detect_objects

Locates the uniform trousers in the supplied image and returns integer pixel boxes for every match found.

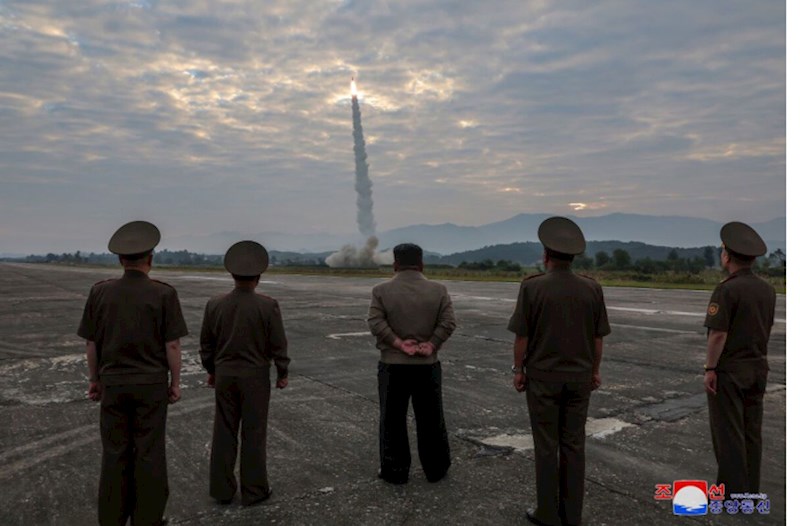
[707,368,768,494]
[377,361,451,483]
[99,383,168,526]
[210,374,271,504]
[526,380,592,526]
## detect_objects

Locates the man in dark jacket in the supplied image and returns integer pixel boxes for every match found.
[507,217,610,526]
[78,220,188,526]
[703,222,776,495]
[200,240,290,506]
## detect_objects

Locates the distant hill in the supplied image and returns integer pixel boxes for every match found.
[382,213,785,254]
[426,241,720,267]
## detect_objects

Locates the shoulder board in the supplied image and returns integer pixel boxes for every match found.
[92,278,115,287]
[256,293,276,302]
[719,274,739,285]
[522,272,544,282]
[150,279,176,290]
[578,273,598,282]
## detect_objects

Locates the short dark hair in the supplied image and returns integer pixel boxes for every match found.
[393,243,423,267]
[544,247,575,263]
[120,251,152,263]
[725,248,756,265]
[232,274,259,282]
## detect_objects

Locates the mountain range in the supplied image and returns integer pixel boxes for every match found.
[166,213,785,255]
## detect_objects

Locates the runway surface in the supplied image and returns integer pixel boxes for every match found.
[0,263,786,525]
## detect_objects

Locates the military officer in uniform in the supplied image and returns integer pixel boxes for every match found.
[200,241,290,506]
[77,221,188,526]
[368,243,457,484]
[507,217,611,526]
[703,222,776,495]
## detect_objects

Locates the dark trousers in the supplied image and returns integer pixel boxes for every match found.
[210,375,271,504]
[99,384,168,526]
[526,380,592,526]
[707,368,767,494]
[377,361,451,482]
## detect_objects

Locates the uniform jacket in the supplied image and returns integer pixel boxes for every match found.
[704,268,776,372]
[77,269,188,385]
[200,287,290,378]
[507,268,611,382]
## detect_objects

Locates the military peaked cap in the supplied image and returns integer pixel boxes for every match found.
[108,221,161,256]
[224,240,270,276]
[538,216,586,255]
[721,222,767,257]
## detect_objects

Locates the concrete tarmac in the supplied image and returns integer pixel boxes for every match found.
[0,263,786,525]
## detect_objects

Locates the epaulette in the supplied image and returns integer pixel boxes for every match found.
[578,273,598,282]
[92,278,115,287]
[522,272,544,282]
[150,279,176,290]
[719,274,739,285]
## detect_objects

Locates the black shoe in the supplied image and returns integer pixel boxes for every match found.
[243,488,273,507]
[525,509,553,526]
[425,470,448,483]
[377,469,408,485]
[215,498,233,505]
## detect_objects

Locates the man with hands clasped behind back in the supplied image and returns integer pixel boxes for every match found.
[368,243,457,485]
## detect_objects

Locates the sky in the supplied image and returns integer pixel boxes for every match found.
[0,0,786,254]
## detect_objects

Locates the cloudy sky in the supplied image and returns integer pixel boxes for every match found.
[0,0,785,253]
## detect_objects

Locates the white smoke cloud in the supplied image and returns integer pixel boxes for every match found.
[325,235,393,268]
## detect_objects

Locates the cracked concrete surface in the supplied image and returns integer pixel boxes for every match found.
[0,263,786,525]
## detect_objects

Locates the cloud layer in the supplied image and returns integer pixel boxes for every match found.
[0,0,785,253]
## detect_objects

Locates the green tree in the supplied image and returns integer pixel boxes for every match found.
[703,246,716,268]
[573,255,594,270]
[595,251,610,268]
[612,249,632,270]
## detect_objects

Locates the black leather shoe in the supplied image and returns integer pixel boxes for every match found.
[243,488,273,507]
[215,498,233,505]
[525,509,552,525]
[377,469,408,485]
[425,470,448,483]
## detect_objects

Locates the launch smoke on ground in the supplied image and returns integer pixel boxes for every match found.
[324,235,393,267]
[327,87,391,268]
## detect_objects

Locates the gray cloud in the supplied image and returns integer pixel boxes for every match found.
[0,0,785,253]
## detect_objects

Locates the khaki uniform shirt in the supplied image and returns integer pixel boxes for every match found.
[704,268,776,372]
[507,268,611,382]
[77,269,188,385]
[200,288,289,378]
[368,270,457,365]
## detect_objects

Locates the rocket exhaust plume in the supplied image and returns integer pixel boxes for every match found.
[351,78,376,237]
[327,77,392,268]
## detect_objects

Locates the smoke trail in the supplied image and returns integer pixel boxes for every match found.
[324,235,393,267]
[327,82,392,268]
[352,93,376,237]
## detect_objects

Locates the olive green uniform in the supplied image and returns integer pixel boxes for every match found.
[200,288,289,504]
[508,269,610,526]
[704,268,776,493]
[78,269,188,526]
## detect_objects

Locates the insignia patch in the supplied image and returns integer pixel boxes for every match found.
[707,303,719,316]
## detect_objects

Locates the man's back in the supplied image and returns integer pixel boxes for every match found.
[201,289,289,377]
[705,269,776,370]
[368,270,456,364]
[508,269,609,382]
[79,269,185,385]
